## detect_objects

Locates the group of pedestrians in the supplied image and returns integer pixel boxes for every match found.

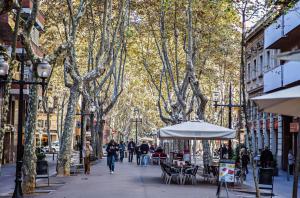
[106,138,153,174]
[127,138,150,166]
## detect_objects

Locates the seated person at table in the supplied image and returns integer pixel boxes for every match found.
[183,149,191,162]
[155,146,163,153]
[176,153,183,160]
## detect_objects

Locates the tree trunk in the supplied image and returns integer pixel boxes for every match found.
[0,62,13,174]
[97,117,104,159]
[57,86,80,176]
[90,112,96,155]
[22,83,38,193]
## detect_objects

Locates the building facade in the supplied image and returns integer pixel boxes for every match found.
[246,1,300,170]
[0,0,45,164]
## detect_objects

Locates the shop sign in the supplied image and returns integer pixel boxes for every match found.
[290,122,299,133]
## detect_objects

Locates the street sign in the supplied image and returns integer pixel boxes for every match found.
[290,122,299,133]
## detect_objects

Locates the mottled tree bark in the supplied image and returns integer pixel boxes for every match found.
[0,76,12,174]
[96,117,104,159]
[57,86,80,176]
[0,51,16,174]
[22,82,38,193]
[0,0,19,15]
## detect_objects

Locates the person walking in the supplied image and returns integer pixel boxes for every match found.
[119,141,126,163]
[140,141,149,166]
[83,141,93,175]
[241,150,250,179]
[127,138,136,163]
[135,144,141,165]
[288,150,295,181]
[260,146,273,168]
[106,139,118,174]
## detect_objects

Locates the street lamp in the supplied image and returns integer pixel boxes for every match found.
[133,107,142,144]
[78,103,97,164]
[0,50,51,198]
[212,83,240,159]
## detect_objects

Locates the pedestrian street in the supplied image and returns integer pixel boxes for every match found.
[36,160,241,198]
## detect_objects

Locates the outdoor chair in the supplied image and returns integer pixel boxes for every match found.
[202,165,215,184]
[164,165,180,184]
[183,165,198,185]
[160,163,167,180]
[152,153,160,165]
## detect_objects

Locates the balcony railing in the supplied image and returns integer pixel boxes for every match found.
[264,61,300,92]
[264,1,300,49]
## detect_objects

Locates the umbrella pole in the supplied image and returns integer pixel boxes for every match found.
[193,139,196,164]
[292,120,300,198]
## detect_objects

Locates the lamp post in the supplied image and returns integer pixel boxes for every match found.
[132,107,142,144]
[212,83,240,159]
[78,102,96,164]
[0,50,51,198]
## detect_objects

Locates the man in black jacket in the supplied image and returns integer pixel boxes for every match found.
[106,139,119,174]
[135,145,141,165]
[127,139,136,163]
[140,141,149,166]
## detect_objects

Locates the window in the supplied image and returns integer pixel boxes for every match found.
[252,59,257,79]
[44,120,51,128]
[259,55,263,75]
[266,51,270,70]
[37,120,43,128]
[247,63,251,81]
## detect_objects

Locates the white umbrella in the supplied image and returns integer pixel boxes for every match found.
[252,85,300,117]
[158,120,235,140]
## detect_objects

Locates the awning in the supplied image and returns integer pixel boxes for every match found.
[276,50,300,61]
[158,120,235,140]
[252,85,300,117]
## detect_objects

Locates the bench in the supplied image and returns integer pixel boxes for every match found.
[35,160,49,187]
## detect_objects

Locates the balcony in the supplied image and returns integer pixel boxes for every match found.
[264,1,300,49]
[264,61,300,92]
[264,65,282,92]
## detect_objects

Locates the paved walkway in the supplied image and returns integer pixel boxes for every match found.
[37,160,242,198]
[2,157,299,198]
[0,154,58,196]
[244,167,300,198]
